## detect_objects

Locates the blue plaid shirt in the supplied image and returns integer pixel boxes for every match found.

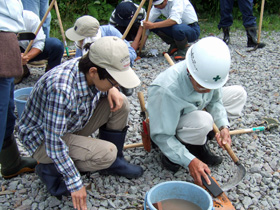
[18,58,104,192]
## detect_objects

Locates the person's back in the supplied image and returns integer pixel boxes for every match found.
[109,0,146,42]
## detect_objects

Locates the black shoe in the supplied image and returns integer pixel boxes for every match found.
[246,27,266,48]
[14,65,30,84]
[99,157,143,179]
[0,135,37,179]
[222,27,230,45]
[98,125,143,179]
[119,86,134,96]
[160,153,180,172]
[207,130,215,140]
[184,142,223,166]
[35,163,70,197]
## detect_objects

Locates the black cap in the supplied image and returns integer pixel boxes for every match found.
[115,2,137,27]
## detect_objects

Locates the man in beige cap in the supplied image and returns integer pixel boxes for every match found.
[18,36,143,210]
[66,15,137,96]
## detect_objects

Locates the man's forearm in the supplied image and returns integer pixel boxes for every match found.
[152,19,177,29]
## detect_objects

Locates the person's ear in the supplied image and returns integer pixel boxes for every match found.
[88,67,98,78]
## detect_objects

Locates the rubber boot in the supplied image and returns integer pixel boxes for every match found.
[183,140,223,166]
[45,64,51,72]
[160,153,181,172]
[14,65,30,84]
[246,27,266,48]
[119,86,134,97]
[35,163,70,199]
[174,37,189,61]
[157,31,178,55]
[0,135,37,179]
[222,27,230,45]
[98,125,144,178]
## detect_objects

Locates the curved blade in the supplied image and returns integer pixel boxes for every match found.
[220,163,246,191]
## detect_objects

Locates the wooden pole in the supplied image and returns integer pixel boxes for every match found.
[54,0,69,56]
[121,0,147,40]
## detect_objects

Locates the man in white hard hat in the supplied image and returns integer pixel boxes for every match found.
[147,37,247,186]
[18,36,143,210]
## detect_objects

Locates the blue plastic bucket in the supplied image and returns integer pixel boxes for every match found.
[144,181,213,210]
[14,87,33,117]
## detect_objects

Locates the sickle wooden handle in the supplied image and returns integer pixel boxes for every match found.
[138,92,147,115]
[164,53,175,66]
[213,124,239,163]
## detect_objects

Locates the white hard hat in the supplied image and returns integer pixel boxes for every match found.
[186,37,231,89]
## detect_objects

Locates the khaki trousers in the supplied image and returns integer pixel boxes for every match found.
[33,95,129,172]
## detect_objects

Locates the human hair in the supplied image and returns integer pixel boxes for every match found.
[78,46,114,80]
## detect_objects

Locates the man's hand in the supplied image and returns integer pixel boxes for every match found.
[143,19,176,30]
[215,127,231,149]
[108,87,123,112]
[71,186,87,210]
[21,48,41,65]
[21,53,30,65]
[188,158,211,187]
[143,20,155,30]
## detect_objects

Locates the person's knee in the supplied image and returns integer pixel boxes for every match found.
[198,112,214,135]
[236,86,247,104]
[100,143,117,167]
[46,38,64,54]
[176,111,213,144]
[120,95,130,115]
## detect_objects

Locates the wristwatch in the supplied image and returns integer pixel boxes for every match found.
[219,125,230,131]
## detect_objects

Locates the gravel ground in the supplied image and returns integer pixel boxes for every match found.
[0,30,279,210]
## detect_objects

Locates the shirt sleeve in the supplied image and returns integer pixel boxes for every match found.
[20,11,45,51]
[206,88,230,128]
[44,89,82,193]
[168,0,184,24]
[147,85,196,168]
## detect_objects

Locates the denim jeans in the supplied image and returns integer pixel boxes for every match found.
[0,78,16,151]
[22,38,64,69]
[218,0,257,29]
[21,0,51,38]
[150,19,200,43]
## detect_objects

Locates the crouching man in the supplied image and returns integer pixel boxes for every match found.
[147,37,247,187]
[18,36,143,210]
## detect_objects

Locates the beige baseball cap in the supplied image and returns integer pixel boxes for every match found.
[65,15,100,41]
[89,36,141,89]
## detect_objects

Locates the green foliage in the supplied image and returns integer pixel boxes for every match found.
[88,1,115,23]
[50,0,280,40]
[253,0,280,14]
[192,0,220,19]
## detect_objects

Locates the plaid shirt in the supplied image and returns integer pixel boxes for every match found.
[18,58,104,192]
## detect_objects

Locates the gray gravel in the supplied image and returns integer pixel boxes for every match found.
[1,30,279,210]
